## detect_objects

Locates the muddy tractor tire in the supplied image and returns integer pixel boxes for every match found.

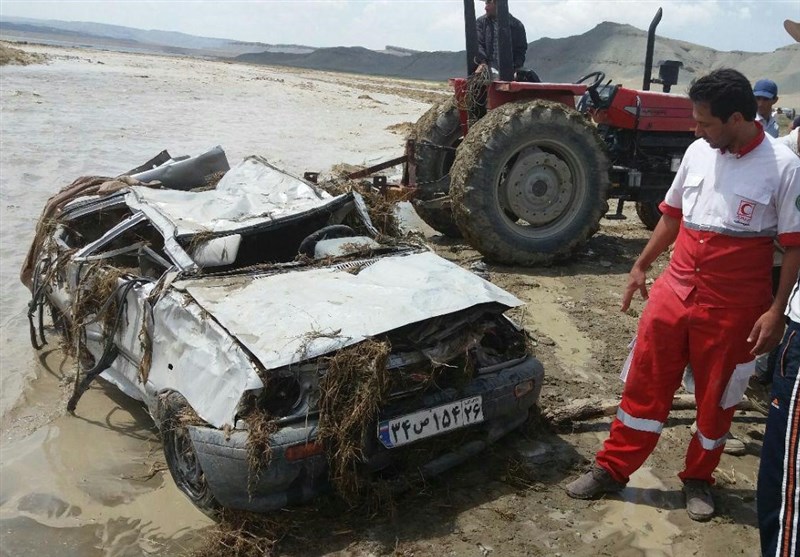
[635,200,663,231]
[449,100,610,266]
[410,97,463,238]
[159,391,220,517]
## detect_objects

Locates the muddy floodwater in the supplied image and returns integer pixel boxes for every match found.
[1,42,767,557]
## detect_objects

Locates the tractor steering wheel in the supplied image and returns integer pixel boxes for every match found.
[575,71,606,89]
[574,71,606,110]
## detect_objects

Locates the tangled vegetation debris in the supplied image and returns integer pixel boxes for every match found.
[319,165,410,239]
[66,266,145,412]
[317,338,392,507]
[70,265,127,335]
[243,403,279,497]
[190,510,284,557]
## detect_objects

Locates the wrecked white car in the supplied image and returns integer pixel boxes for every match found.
[23,147,544,514]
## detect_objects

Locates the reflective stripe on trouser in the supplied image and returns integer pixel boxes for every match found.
[596,278,768,484]
[758,321,800,557]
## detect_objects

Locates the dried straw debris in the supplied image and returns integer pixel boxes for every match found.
[317,338,391,507]
[243,403,279,497]
[318,169,405,239]
[190,509,283,557]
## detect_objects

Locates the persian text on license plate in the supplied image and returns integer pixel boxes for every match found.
[377,395,484,448]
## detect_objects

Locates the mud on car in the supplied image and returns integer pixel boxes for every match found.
[23,147,544,515]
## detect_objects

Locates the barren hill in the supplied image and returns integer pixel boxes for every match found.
[238,21,800,105]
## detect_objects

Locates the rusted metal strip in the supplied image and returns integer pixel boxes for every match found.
[345,155,408,180]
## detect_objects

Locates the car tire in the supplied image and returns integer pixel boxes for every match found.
[450,100,610,266]
[635,200,663,231]
[159,391,220,517]
[410,96,463,238]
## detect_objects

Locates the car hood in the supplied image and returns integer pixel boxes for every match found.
[174,251,522,372]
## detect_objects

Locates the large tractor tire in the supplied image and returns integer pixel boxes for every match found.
[450,100,610,266]
[409,97,463,238]
[635,200,663,231]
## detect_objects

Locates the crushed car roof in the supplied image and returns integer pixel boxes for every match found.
[125,155,339,237]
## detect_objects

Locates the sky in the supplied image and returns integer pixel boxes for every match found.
[1,0,798,53]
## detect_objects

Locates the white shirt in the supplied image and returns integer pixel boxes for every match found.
[664,134,800,241]
[778,128,800,157]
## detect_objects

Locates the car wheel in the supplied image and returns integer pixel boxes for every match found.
[159,391,220,517]
[410,96,463,238]
[450,100,610,266]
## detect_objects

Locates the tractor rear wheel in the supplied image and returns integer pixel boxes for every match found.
[410,97,463,238]
[450,100,610,266]
[635,200,663,231]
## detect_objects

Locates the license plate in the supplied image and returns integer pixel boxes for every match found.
[377,395,484,448]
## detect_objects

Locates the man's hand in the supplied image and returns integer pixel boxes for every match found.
[619,213,679,313]
[621,266,649,312]
[748,307,786,356]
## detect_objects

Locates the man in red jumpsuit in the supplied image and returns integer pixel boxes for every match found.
[565,68,800,521]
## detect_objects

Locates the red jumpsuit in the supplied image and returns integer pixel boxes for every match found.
[597,128,800,484]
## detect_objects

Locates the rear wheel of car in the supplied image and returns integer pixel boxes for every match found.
[635,200,662,231]
[160,391,220,517]
[410,96,463,238]
[450,100,610,266]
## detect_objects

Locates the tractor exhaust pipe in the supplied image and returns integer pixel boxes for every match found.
[642,7,663,91]
[464,0,478,75]
[496,0,514,81]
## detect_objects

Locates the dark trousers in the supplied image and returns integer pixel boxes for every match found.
[758,318,800,557]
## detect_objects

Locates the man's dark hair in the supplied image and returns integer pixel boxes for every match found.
[689,68,757,122]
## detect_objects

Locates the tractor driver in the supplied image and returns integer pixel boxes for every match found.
[475,0,527,75]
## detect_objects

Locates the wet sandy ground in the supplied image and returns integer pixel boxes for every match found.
[0,43,766,556]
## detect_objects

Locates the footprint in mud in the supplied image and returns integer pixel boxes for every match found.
[16,492,81,519]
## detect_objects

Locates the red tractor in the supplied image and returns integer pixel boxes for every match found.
[407,3,696,265]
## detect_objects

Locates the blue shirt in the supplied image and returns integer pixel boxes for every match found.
[757,112,780,138]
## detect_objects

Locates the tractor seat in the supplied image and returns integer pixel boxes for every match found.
[515,69,541,83]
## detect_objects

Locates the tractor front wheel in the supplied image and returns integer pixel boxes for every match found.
[450,100,610,265]
[410,97,463,238]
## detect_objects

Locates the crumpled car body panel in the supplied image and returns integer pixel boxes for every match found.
[178,251,522,374]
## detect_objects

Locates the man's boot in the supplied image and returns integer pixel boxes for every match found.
[683,479,715,521]
[565,465,625,499]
